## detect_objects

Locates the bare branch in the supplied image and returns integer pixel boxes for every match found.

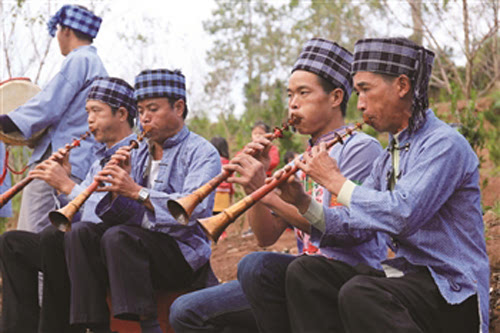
[478,72,500,97]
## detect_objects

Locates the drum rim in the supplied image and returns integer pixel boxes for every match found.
[0,77,33,86]
[0,77,45,147]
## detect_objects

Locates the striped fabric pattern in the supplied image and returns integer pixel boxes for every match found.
[292,38,353,97]
[134,69,186,102]
[352,38,434,82]
[352,38,435,131]
[88,77,137,117]
[47,5,102,38]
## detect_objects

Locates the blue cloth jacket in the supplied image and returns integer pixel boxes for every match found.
[312,110,490,332]
[9,45,107,180]
[307,129,387,269]
[96,126,221,272]
[58,133,137,223]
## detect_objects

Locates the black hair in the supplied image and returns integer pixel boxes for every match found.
[165,97,188,119]
[283,150,296,164]
[60,25,93,42]
[252,120,270,133]
[111,107,135,128]
[316,75,348,116]
[210,136,229,159]
[60,6,95,43]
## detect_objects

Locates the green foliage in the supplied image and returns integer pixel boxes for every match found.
[0,218,9,234]
[489,200,500,217]
[450,87,486,162]
[291,0,366,50]
[483,92,500,170]
[472,36,500,93]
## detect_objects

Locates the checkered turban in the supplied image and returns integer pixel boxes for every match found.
[87,77,137,118]
[47,5,102,38]
[352,38,435,131]
[134,69,186,103]
[292,38,353,99]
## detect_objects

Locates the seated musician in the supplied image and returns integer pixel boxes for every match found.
[0,5,107,233]
[0,77,137,333]
[169,38,386,333]
[64,69,221,333]
[280,37,490,332]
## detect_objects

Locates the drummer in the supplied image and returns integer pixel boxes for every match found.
[0,5,107,232]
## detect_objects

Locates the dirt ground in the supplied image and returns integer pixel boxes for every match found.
[210,220,298,283]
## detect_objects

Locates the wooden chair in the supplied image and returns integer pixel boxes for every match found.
[107,290,188,333]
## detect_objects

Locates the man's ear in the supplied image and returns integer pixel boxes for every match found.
[174,99,185,117]
[117,106,128,122]
[396,74,412,99]
[330,87,345,109]
[61,26,71,37]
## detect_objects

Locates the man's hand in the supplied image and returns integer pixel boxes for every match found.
[93,147,139,199]
[29,159,75,195]
[94,164,141,200]
[269,166,311,214]
[295,142,346,196]
[108,147,133,174]
[241,134,274,171]
[47,146,72,176]
[224,153,267,195]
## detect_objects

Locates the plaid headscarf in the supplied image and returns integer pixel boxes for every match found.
[87,77,137,118]
[292,38,353,102]
[134,69,186,103]
[352,38,435,131]
[47,5,102,38]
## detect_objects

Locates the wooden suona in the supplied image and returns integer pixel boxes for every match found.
[0,131,91,209]
[198,123,364,243]
[167,118,297,225]
[49,129,149,232]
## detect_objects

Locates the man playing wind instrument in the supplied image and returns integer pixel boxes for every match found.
[65,69,221,333]
[281,37,489,333]
[170,38,386,333]
[0,77,137,333]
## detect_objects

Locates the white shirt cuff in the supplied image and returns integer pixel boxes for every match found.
[337,179,356,208]
[301,198,325,233]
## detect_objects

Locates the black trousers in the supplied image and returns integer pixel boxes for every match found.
[65,222,195,325]
[0,225,82,333]
[285,256,479,333]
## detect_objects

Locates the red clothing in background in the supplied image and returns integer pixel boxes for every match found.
[213,157,234,213]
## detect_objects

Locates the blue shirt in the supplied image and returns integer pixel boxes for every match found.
[9,45,107,180]
[96,126,221,272]
[312,110,489,332]
[302,129,387,269]
[0,142,12,218]
[58,133,137,223]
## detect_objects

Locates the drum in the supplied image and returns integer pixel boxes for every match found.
[0,77,47,147]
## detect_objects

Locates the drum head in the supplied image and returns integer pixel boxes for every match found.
[0,78,41,114]
[0,78,46,146]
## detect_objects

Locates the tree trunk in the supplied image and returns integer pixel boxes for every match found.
[462,0,472,99]
[409,0,423,45]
